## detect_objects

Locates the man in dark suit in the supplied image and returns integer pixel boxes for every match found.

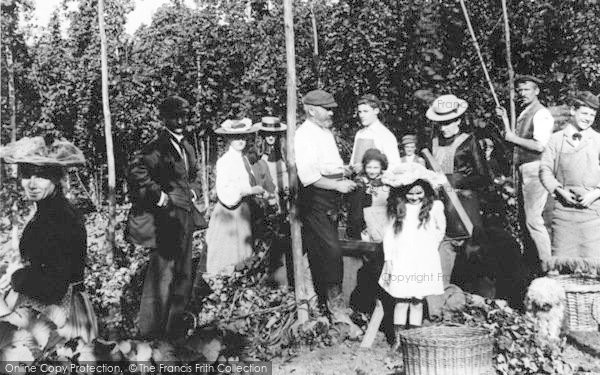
[129,95,203,339]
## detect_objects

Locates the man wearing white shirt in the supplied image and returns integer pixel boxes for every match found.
[497,75,554,269]
[129,96,203,339]
[295,89,357,321]
[350,94,401,172]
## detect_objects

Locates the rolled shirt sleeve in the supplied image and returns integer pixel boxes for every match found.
[295,120,344,187]
[295,128,321,186]
[532,108,555,147]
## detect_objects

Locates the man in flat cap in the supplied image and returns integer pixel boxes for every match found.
[497,74,554,270]
[295,89,358,324]
[540,91,600,262]
[128,95,204,339]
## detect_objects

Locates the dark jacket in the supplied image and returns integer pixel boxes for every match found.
[11,193,87,305]
[439,134,487,191]
[129,131,202,211]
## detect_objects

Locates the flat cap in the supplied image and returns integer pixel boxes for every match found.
[515,74,543,85]
[572,91,599,110]
[302,89,338,108]
[158,95,190,118]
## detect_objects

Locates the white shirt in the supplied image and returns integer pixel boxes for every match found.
[350,121,401,167]
[215,146,252,208]
[518,102,554,147]
[295,119,344,187]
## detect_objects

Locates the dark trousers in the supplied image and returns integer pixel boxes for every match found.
[138,206,194,338]
[300,188,343,301]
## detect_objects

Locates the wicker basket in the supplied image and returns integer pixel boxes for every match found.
[399,326,493,375]
[549,274,600,332]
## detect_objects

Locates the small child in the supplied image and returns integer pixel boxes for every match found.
[347,148,389,242]
[379,164,447,346]
[399,134,426,166]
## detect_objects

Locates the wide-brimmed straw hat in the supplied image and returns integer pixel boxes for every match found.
[214,118,257,135]
[426,94,468,122]
[253,116,287,132]
[572,91,599,110]
[0,136,85,166]
[381,163,446,189]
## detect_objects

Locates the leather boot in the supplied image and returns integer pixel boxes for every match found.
[326,284,362,338]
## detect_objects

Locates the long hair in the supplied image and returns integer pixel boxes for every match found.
[387,179,437,234]
[361,148,388,172]
[257,132,286,162]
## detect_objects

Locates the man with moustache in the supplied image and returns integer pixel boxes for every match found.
[129,95,203,339]
[496,75,554,270]
[295,89,358,324]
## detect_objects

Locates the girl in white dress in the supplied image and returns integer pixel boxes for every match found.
[379,164,446,343]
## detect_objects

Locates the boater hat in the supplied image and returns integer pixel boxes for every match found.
[426,94,468,122]
[0,136,85,166]
[253,116,287,132]
[214,118,258,135]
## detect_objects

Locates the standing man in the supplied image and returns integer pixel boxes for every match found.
[129,95,203,339]
[496,75,554,269]
[350,94,401,172]
[295,89,357,322]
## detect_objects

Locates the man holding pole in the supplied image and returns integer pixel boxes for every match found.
[496,75,554,270]
[295,89,358,323]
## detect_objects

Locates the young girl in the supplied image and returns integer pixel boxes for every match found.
[255,116,289,212]
[379,165,446,343]
[206,118,266,275]
[399,134,426,167]
[347,148,389,242]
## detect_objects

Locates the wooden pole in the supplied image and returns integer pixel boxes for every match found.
[458,0,500,107]
[501,0,518,186]
[309,3,321,88]
[283,0,308,324]
[501,0,516,132]
[98,0,117,254]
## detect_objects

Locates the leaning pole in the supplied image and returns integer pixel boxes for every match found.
[283,0,309,324]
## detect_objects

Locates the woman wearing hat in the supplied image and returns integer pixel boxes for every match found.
[399,134,426,166]
[540,91,600,266]
[0,136,96,342]
[426,94,489,295]
[206,118,266,275]
[255,116,289,211]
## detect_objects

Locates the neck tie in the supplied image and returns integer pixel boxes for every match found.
[242,156,257,186]
[171,136,188,172]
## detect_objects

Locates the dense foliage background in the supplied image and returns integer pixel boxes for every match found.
[2,0,600,199]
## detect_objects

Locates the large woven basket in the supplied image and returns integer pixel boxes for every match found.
[399,326,493,375]
[549,274,600,332]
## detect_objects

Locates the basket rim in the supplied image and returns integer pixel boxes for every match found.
[398,325,492,341]
[549,274,600,292]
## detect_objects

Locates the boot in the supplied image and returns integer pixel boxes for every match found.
[326,284,362,338]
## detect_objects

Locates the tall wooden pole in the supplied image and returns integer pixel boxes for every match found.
[283,0,308,324]
[309,3,321,88]
[98,0,117,253]
[501,0,516,132]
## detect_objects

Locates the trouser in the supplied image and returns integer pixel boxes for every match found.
[300,189,343,303]
[519,161,551,264]
[138,206,194,338]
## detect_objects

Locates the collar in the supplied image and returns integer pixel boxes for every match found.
[305,118,332,134]
[564,123,593,139]
[519,99,540,117]
[437,132,462,146]
[227,145,244,157]
[37,190,64,211]
[166,128,185,143]
[362,120,384,133]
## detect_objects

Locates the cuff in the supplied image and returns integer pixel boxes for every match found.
[157,192,168,206]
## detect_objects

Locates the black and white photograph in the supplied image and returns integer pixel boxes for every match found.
[1,0,600,373]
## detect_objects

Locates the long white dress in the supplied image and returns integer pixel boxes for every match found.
[379,200,446,299]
